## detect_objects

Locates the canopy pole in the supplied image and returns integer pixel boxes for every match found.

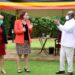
[16,9,19,20]
[61,9,64,17]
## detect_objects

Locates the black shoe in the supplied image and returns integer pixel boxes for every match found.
[24,68,31,73]
[67,72,73,75]
[56,71,65,74]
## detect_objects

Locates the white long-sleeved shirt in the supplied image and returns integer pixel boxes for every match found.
[57,18,75,48]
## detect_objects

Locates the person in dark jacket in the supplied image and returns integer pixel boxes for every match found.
[0,14,8,74]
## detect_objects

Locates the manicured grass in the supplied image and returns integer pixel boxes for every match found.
[6,42,16,50]
[1,60,75,75]
[6,38,55,50]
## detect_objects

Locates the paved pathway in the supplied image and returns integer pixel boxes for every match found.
[5,50,60,61]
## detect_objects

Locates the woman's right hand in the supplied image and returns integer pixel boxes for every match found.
[23,28,26,32]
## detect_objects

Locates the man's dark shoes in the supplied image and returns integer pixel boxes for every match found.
[67,72,73,75]
[56,71,65,74]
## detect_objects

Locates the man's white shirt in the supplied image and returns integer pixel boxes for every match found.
[58,18,75,48]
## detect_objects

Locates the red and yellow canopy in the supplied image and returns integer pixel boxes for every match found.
[0,2,75,9]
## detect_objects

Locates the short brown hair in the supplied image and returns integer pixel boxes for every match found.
[19,11,27,19]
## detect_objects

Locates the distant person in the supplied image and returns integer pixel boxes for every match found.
[14,11,33,73]
[54,11,75,75]
[0,15,8,74]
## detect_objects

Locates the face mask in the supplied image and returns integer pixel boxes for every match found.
[65,15,69,20]
[0,19,3,26]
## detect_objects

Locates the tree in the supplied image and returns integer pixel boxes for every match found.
[30,16,65,38]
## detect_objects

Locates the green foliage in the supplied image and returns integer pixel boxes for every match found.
[1,12,11,35]
[1,12,16,35]
[0,12,65,38]
[30,16,65,38]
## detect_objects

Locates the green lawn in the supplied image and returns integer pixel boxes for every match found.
[6,39,55,50]
[1,60,75,75]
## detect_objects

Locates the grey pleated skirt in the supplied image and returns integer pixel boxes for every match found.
[16,40,31,55]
